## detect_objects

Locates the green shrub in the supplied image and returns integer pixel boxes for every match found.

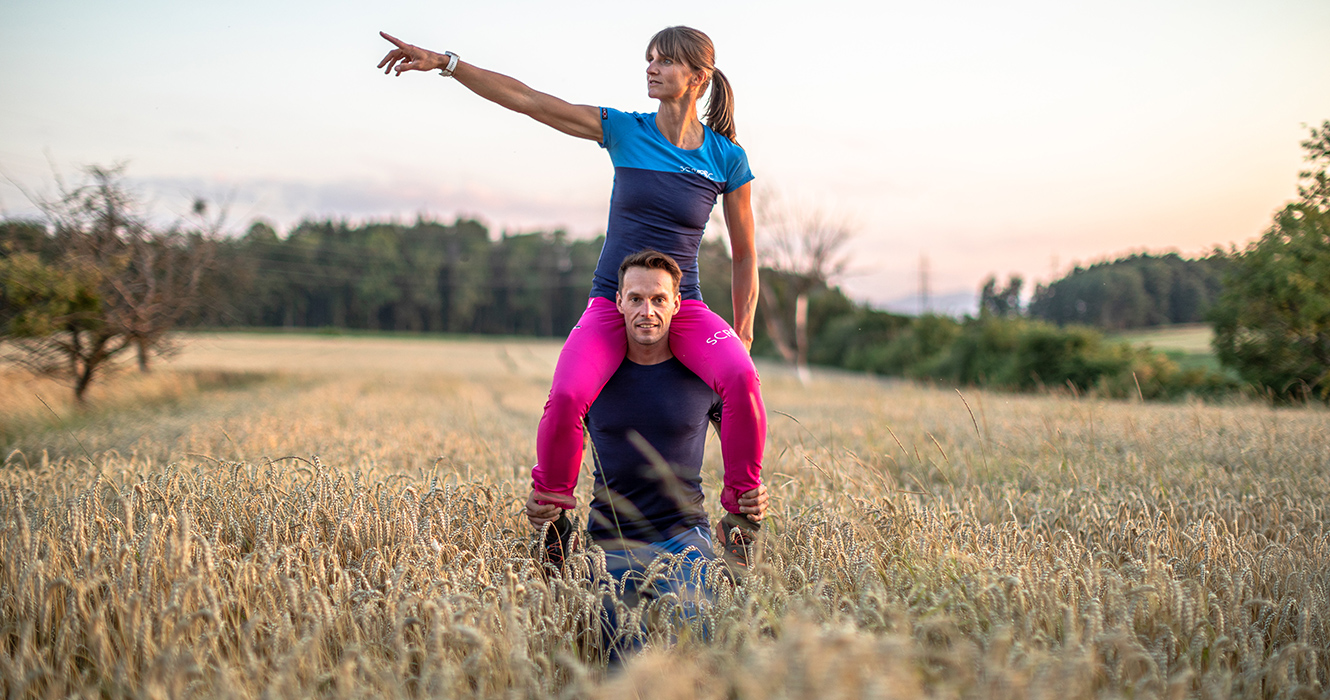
[810,307,911,370]
[849,313,959,376]
[921,316,1024,385]
[1005,323,1131,392]
[903,316,1237,400]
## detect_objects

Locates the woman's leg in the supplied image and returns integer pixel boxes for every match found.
[532,297,625,507]
[669,300,766,514]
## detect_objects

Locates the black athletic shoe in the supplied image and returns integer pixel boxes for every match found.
[717,512,759,577]
[540,512,575,568]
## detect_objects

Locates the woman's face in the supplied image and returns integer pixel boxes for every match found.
[646,47,702,101]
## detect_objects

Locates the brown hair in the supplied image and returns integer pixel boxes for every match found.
[618,249,683,294]
[646,26,737,144]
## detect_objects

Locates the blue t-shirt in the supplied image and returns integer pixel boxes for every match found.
[585,357,722,545]
[591,108,755,302]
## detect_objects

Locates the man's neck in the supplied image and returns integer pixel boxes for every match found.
[625,340,673,366]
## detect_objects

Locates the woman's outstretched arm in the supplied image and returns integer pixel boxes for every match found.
[723,182,757,353]
[378,31,602,142]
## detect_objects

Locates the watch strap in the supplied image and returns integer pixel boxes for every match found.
[439,51,459,77]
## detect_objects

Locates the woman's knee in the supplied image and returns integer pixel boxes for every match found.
[545,384,597,416]
[713,361,760,394]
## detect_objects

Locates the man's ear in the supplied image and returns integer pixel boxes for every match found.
[615,291,624,313]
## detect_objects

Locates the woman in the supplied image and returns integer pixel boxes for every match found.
[377,26,766,530]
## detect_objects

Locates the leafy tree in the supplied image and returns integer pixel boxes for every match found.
[1211,121,1330,401]
[979,274,1024,318]
[0,252,123,402]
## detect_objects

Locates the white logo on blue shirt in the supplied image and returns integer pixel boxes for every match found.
[679,165,717,180]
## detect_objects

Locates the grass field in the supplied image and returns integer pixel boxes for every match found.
[1110,324,1216,355]
[1109,324,1231,375]
[2,332,1328,698]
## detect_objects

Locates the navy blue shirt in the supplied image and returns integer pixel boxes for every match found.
[590,108,755,302]
[585,357,722,545]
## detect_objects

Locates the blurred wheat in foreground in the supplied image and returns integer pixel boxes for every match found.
[1,333,1327,699]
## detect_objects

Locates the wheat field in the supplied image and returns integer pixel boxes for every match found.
[2,332,1327,699]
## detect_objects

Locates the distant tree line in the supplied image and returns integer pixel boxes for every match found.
[5,120,1327,402]
[1026,252,1228,330]
[0,202,1281,404]
[192,218,602,338]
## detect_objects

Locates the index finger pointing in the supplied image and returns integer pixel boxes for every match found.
[379,31,408,48]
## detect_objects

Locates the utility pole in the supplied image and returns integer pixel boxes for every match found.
[918,253,930,315]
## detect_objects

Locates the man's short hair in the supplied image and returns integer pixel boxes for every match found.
[618,250,682,294]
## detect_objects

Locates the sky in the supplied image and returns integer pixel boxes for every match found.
[2,0,1328,312]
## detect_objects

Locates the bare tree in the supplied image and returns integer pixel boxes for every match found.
[756,194,855,384]
[43,166,216,372]
[118,199,217,371]
[1,165,216,402]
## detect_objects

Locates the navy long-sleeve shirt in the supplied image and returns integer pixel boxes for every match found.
[584,357,721,545]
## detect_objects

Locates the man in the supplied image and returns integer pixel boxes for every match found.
[524,250,768,641]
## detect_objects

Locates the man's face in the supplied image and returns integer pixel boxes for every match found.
[616,266,680,347]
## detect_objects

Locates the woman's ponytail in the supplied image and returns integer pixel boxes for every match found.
[705,68,737,144]
[647,26,738,144]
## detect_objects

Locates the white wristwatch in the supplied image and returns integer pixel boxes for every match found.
[439,51,459,77]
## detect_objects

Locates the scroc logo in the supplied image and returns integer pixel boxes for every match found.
[705,329,738,345]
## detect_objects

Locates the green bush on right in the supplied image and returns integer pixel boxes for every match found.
[1210,121,1330,403]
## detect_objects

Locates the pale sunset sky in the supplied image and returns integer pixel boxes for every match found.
[2,0,1328,311]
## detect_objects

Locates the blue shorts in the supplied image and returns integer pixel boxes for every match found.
[597,526,721,661]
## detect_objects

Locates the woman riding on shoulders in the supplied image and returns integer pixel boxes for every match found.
[378,26,766,531]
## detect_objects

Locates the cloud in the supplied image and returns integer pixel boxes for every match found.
[123,175,610,237]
